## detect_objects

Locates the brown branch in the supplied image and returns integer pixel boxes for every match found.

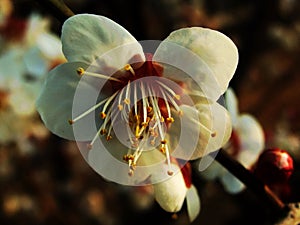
[215,149,287,213]
[37,0,74,23]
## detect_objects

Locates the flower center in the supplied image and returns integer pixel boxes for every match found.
[69,54,184,177]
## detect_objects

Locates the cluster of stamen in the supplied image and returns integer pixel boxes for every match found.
[69,63,216,177]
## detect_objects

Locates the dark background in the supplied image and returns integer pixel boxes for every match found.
[1,0,299,224]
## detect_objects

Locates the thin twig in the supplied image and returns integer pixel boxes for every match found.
[37,0,74,23]
[215,149,287,213]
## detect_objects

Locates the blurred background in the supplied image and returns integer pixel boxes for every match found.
[0,0,299,224]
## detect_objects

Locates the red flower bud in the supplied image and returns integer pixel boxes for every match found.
[252,148,294,201]
[253,148,294,185]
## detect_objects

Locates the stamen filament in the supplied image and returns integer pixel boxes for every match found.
[101,91,120,116]
[159,86,172,118]
[70,98,107,124]
[164,143,174,176]
[134,82,138,116]
[77,67,122,82]
[140,82,147,124]
[198,121,217,137]
[156,80,180,100]
[124,81,131,108]
[124,64,135,75]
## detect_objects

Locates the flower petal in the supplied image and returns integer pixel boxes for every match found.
[186,185,201,222]
[236,114,265,167]
[220,170,245,194]
[85,135,167,185]
[200,160,224,180]
[153,27,238,101]
[153,164,187,212]
[36,61,104,141]
[168,102,232,161]
[225,87,239,126]
[61,14,145,69]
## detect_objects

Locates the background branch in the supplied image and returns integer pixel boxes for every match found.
[215,149,288,214]
[37,0,74,23]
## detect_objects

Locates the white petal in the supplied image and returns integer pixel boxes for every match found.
[236,114,265,167]
[9,79,42,116]
[85,135,167,186]
[186,185,201,222]
[220,170,245,194]
[23,47,47,78]
[168,102,231,161]
[0,48,25,89]
[153,164,187,212]
[37,33,64,60]
[200,160,223,180]
[61,14,145,69]
[225,87,239,126]
[153,27,238,101]
[197,102,232,170]
[36,62,103,141]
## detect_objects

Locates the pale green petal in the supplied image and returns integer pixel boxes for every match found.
[200,160,224,180]
[85,134,166,186]
[167,105,205,160]
[37,33,64,60]
[153,164,187,212]
[9,79,42,116]
[61,14,145,68]
[36,61,103,141]
[220,170,245,194]
[198,102,232,170]
[186,185,201,222]
[225,87,239,126]
[23,47,47,78]
[236,114,265,167]
[0,48,25,89]
[169,102,231,161]
[153,27,238,101]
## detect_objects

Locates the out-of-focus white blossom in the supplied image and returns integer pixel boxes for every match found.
[201,87,265,194]
[0,13,64,145]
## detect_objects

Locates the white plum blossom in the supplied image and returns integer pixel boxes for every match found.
[36,14,238,186]
[201,87,265,193]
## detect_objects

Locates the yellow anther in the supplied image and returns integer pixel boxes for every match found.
[174,94,181,100]
[166,117,174,123]
[134,114,140,122]
[123,154,134,162]
[167,170,174,176]
[76,67,85,76]
[124,64,135,75]
[141,122,148,127]
[161,140,167,145]
[160,117,165,123]
[128,170,134,176]
[100,112,106,119]
[147,106,152,113]
[68,119,74,125]
[178,110,184,117]
[124,98,130,105]
[106,135,112,141]
[160,147,166,153]
[100,129,107,135]
[211,132,217,137]
[118,104,123,111]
